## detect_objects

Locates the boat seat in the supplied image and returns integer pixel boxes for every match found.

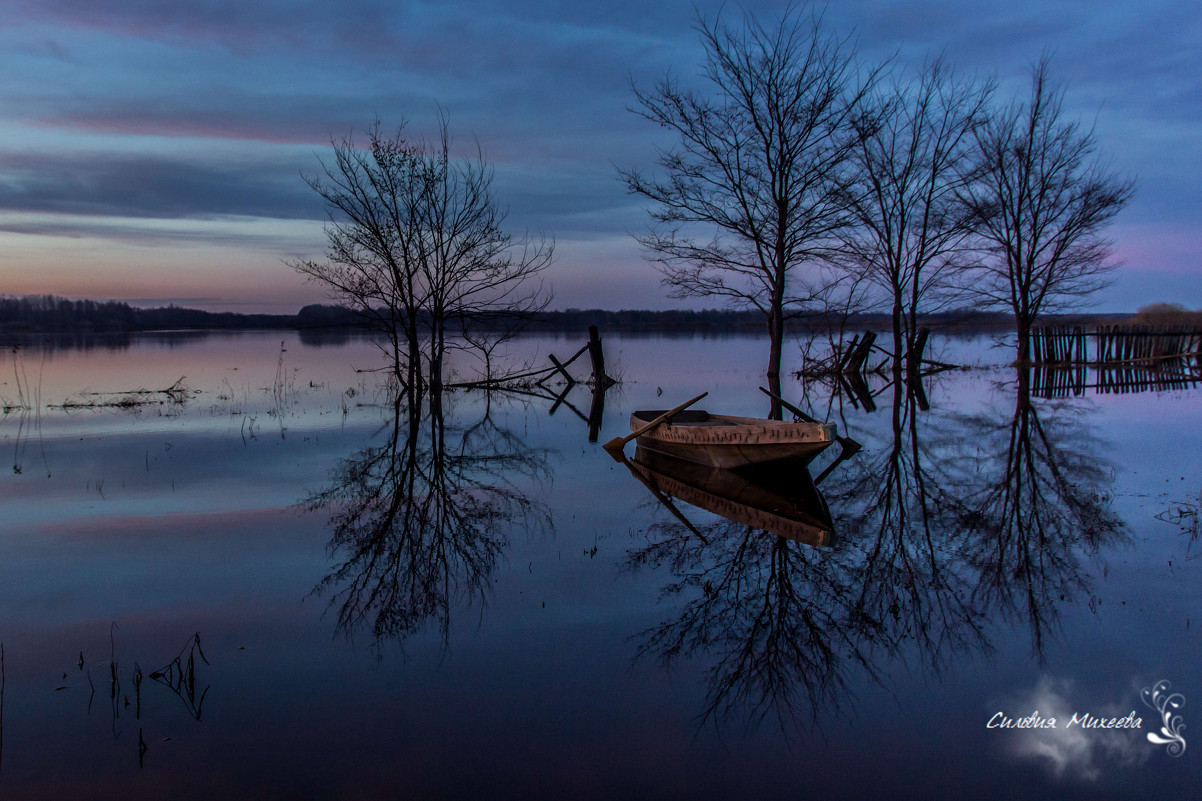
[635,409,711,424]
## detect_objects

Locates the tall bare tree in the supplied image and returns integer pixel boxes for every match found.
[416,121,553,390]
[620,5,879,406]
[291,122,429,383]
[959,58,1134,363]
[838,59,994,371]
[291,115,552,390]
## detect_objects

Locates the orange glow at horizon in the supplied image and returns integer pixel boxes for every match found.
[0,216,328,313]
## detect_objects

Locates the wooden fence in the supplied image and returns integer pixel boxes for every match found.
[1032,325,1202,366]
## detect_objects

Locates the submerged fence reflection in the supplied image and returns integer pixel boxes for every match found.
[1031,363,1202,398]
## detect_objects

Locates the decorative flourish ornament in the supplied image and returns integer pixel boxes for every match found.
[1141,680,1186,757]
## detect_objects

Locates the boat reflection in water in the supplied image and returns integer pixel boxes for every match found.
[627,445,834,547]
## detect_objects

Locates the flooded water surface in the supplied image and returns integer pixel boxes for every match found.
[1,330,1199,798]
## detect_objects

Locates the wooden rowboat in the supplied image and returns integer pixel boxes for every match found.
[629,409,836,469]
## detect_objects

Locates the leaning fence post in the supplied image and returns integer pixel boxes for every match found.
[548,353,576,386]
[843,331,876,374]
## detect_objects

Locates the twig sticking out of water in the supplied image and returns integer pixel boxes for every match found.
[149,633,210,721]
[10,346,30,411]
[132,664,143,720]
[273,341,287,408]
[109,622,121,739]
[1,642,6,778]
[8,349,49,476]
[53,377,194,410]
[1156,490,1202,555]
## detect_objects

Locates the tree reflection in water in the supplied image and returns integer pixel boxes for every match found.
[306,389,552,652]
[623,368,1126,733]
[948,370,1125,655]
[826,376,991,674]
[628,519,874,732]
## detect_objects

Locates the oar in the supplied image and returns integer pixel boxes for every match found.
[611,449,709,543]
[602,392,707,456]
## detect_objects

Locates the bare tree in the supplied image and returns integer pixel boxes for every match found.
[959,58,1134,363]
[416,121,553,390]
[291,115,552,390]
[838,59,994,371]
[291,122,428,384]
[620,5,880,407]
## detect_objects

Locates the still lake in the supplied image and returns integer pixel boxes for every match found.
[0,329,1198,799]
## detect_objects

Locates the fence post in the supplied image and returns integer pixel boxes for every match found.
[588,325,616,388]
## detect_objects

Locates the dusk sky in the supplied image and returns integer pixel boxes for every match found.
[0,0,1198,313]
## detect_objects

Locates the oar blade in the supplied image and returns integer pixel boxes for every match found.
[602,392,708,455]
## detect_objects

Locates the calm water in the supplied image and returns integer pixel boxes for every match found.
[0,330,1198,799]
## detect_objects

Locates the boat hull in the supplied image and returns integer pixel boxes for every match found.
[629,410,836,469]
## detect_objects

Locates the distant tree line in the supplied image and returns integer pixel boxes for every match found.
[1129,303,1202,329]
[0,296,783,333]
[0,295,295,333]
[1,295,1155,336]
[0,295,137,331]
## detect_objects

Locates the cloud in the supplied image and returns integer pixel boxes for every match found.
[0,147,640,244]
[0,214,322,254]
[6,0,396,54]
[0,150,323,220]
[991,677,1151,782]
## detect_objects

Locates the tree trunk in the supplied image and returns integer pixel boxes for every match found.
[891,298,904,373]
[1016,315,1032,365]
[766,299,784,421]
[1016,364,1031,413]
[429,329,444,392]
[402,307,422,394]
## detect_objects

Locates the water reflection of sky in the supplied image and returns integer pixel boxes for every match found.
[0,330,1198,798]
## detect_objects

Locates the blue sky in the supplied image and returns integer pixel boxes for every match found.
[0,0,1197,313]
